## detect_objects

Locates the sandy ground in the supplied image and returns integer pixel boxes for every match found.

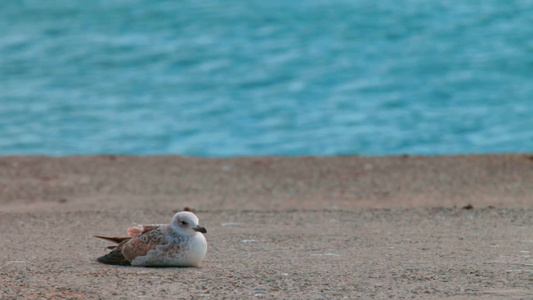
[0,155,532,299]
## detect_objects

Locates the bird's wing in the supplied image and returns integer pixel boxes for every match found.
[127,224,158,237]
[118,225,169,262]
[94,225,160,244]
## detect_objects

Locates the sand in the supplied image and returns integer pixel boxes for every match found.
[0,155,532,299]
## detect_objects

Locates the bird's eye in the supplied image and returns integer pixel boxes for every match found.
[181,221,188,225]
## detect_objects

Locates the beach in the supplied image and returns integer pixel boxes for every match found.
[1,155,532,298]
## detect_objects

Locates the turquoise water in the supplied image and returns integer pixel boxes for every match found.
[1,0,532,156]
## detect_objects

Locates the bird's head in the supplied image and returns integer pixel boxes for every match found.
[170,211,207,236]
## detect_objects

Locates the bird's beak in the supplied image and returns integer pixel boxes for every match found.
[193,225,207,234]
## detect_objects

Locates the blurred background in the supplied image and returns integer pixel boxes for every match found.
[1,0,532,156]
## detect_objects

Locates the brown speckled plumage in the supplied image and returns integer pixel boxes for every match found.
[95,212,207,267]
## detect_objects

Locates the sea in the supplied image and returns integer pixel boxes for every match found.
[1,0,532,156]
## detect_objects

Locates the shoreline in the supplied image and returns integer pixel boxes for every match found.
[1,154,532,209]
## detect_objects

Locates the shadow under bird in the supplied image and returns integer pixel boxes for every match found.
[94,211,207,267]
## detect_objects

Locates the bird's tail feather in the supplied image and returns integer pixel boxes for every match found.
[96,251,131,265]
[93,235,131,244]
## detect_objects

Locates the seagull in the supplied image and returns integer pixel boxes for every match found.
[94,211,207,267]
